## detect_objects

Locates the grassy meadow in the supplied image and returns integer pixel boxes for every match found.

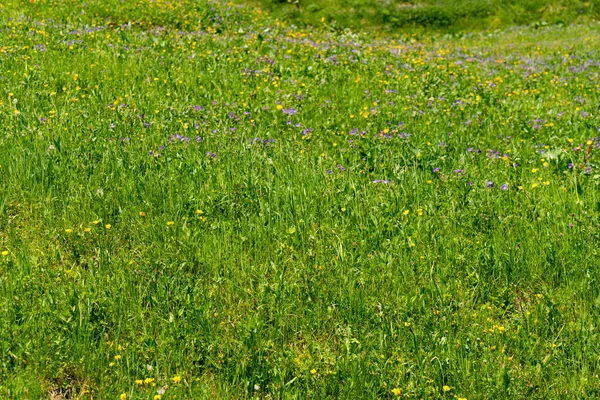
[2,0,600,398]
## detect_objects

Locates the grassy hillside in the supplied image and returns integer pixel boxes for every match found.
[2,0,600,398]
[245,0,600,31]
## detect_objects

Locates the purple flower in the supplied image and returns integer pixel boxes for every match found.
[453,169,465,174]
[487,180,494,188]
[326,170,333,174]
[568,163,573,169]
[336,164,346,171]
[432,167,440,173]
[501,184,508,191]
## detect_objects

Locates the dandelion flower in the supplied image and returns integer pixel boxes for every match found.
[392,387,402,396]
[172,375,182,383]
[310,369,317,375]
[105,224,112,229]
[64,228,73,234]
[196,209,204,215]
[443,385,451,392]
[2,251,9,257]
[119,394,127,400]
[167,221,175,226]
[92,220,100,225]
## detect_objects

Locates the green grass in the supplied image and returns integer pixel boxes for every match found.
[1,0,600,398]
[244,0,600,31]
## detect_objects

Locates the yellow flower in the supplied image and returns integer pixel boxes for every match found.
[144,378,155,384]
[196,209,204,215]
[341,207,346,212]
[119,393,127,400]
[167,221,175,226]
[105,224,112,229]
[1,251,9,257]
[139,211,146,217]
[64,228,73,234]
[114,355,121,360]
[443,385,451,392]
[417,208,423,216]
[109,362,115,367]
[135,380,143,385]
[172,375,182,383]
[84,227,91,233]
[276,104,283,110]
[310,368,317,375]
[92,220,100,225]
[391,387,402,396]
[154,396,162,400]
[403,210,409,215]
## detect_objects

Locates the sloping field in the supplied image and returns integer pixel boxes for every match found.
[1,0,600,398]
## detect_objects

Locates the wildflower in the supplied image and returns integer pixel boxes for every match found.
[443,385,451,392]
[196,209,204,215]
[501,184,508,191]
[84,228,91,233]
[64,228,73,234]
[109,362,115,367]
[341,207,346,212]
[172,375,182,383]
[403,210,409,215]
[153,396,161,400]
[417,208,423,216]
[486,180,494,188]
[92,220,100,225]
[310,369,317,375]
[139,211,146,217]
[114,355,122,360]
[144,378,155,384]
[135,380,143,385]
[119,394,127,400]
[392,387,402,396]
[105,224,112,229]
[167,221,174,226]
